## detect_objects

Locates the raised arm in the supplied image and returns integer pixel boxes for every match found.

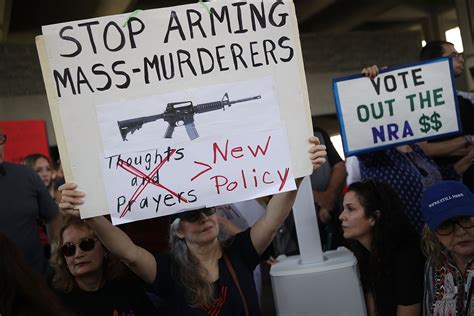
[59,183,157,284]
[250,136,327,254]
[417,138,472,157]
[453,146,474,175]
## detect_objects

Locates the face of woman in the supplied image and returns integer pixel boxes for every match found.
[178,212,220,246]
[62,225,105,279]
[34,157,52,187]
[436,217,474,261]
[339,191,375,243]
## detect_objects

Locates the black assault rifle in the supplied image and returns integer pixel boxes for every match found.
[118,93,261,141]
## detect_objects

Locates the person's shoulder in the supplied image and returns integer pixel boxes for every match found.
[2,162,38,179]
[229,227,251,244]
[3,161,30,172]
[225,228,259,259]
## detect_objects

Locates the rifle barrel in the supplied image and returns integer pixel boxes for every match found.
[194,95,261,114]
[229,95,261,105]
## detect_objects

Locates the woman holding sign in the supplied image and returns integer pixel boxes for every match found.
[58,136,327,315]
[50,216,157,315]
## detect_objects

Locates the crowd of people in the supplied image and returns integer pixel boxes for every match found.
[1,39,474,316]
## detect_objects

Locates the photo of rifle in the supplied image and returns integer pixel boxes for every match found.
[117,93,261,141]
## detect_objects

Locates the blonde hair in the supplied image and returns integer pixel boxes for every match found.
[421,224,446,261]
[50,216,125,293]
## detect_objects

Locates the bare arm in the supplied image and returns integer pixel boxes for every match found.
[418,139,471,157]
[365,292,377,316]
[250,136,327,255]
[453,147,474,175]
[396,304,421,316]
[314,161,347,223]
[59,183,157,284]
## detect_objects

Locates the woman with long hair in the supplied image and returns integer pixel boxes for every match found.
[22,153,59,202]
[59,136,326,315]
[22,153,61,260]
[339,179,424,316]
[421,181,474,315]
[51,216,157,315]
[0,233,69,316]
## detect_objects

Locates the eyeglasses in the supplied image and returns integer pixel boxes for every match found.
[60,238,98,257]
[436,217,474,236]
[0,134,6,145]
[450,52,463,60]
[180,208,217,223]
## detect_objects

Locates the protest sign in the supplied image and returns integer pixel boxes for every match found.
[333,58,460,156]
[0,120,50,163]
[36,0,312,222]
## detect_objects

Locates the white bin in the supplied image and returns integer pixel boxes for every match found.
[270,247,366,316]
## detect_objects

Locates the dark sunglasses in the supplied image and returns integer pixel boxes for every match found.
[181,208,217,223]
[60,238,97,257]
[436,217,474,236]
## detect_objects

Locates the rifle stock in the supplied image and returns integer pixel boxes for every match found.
[117,113,164,141]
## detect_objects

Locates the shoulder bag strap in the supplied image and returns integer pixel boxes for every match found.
[223,254,249,316]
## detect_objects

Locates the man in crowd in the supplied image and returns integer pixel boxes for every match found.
[0,128,60,278]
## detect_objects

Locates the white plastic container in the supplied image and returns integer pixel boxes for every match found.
[270,247,367,316]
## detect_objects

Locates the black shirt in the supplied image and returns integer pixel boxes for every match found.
[358,243,424,316]
[153,228,261,315]
[58,278,157,316]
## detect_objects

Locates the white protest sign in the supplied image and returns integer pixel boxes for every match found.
[36,0,312,220]
[103,125,294,225]
[333,58,461,156]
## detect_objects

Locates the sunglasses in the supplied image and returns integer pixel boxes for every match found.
[60,238,98,257]
[436,217,474,236]
[180,208,217,223]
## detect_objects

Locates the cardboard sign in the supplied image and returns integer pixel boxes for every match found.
[0,120,50,163]
[333,58,460,156]
[36,0,313,221]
